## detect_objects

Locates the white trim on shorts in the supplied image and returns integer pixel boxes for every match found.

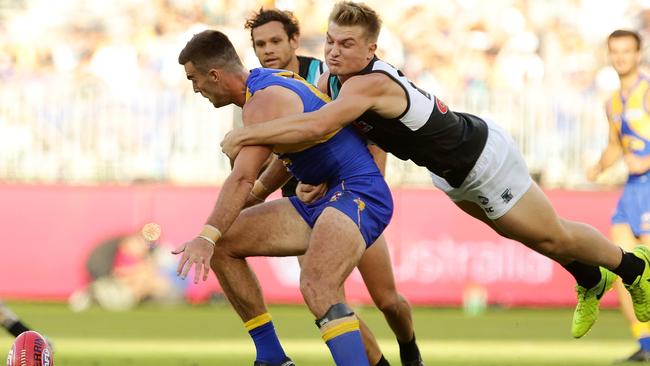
[430,117,533,220]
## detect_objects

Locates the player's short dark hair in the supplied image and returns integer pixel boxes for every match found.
[245,8,300,42]
[329,1,382,42]
[178,30,243,72]
[608,29,642,50]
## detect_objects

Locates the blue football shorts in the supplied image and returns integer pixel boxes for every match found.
[612,178,650,236]
[289,174,393,247]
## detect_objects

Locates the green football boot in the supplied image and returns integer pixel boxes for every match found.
[571,266,617,338]
[625,245,650,323]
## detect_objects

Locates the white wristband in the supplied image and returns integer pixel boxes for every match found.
[197,235,216,247]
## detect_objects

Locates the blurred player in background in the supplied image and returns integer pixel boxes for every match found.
[174,29,393,366]
[587,29,650,363]
[222,1,650,342]
[245,8,422,366]
[68,223,182,312]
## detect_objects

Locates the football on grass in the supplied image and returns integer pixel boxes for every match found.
[6,331,53,366]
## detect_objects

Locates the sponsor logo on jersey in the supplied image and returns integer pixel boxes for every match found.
[435,97,448,114]
[352,119,373,133]
[354,198,366,211]
[501,188,513,204]
[329,191,343,202]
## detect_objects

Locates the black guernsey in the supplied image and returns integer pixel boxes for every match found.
[327,57,488,188]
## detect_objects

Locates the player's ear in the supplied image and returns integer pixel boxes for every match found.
[368,42,377,60]
[290,34,300,50]
[208,68,222,82]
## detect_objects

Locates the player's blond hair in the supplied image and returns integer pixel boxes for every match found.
[328,1,382,42]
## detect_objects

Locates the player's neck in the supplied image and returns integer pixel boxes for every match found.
[232,69,250,107]
[285,55,300,74]
[619,69,640,93]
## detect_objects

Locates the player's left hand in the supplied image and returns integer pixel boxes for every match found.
[221,129,244,162]
[624,154,649,175]
[172,237,215,284]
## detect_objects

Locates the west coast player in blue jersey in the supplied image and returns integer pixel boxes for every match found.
[173,29,392,366]
[222,1,650,343]
[587,29,650,363]
[245,8,422,366]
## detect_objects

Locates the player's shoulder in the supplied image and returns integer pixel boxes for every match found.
[343,72,392,94]
[248,85,301,106]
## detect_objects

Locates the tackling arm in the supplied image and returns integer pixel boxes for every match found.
[221,76,379,157]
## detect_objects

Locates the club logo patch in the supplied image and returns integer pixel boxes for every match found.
[329,191,343,202]
[435,97,448,114]
[501,188,513,204]
[354,198,366,211]
[352,119,373,133]
[478,195,490,205]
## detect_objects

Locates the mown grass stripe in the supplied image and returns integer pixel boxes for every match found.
[0,338,636,360]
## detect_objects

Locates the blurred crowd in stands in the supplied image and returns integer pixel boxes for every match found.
[1,0,649,187]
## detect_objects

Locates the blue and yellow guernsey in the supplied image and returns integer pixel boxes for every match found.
[608,75,650,181]
[245,68,380,185]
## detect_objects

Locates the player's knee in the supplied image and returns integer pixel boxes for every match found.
[531,229,575,258]
[299,270,335,306]
[374,293,409,316]
[299,271,319,301]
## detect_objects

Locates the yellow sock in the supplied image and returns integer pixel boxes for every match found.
[632,322,650,339]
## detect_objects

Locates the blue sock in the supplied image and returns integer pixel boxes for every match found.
[245,313,287,365]
[322,318,369,366]
[640,336,650,351]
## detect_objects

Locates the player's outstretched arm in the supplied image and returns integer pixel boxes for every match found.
[174,88,300,283]
[586,104,623,181]
[220,76,378,160]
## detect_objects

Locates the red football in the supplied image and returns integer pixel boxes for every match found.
[6,331,53,366]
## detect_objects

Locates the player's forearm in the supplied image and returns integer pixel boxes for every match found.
[597,145,623,172]
[258,157,293,194]
[239,112,329,146]
[205,176,254,238]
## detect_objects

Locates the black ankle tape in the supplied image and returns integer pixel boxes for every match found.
[315,303,354,329]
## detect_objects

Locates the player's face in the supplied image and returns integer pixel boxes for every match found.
[184,61,231,108]
[608,36,640,77]
[325,23,376,77]
[252,21,298,70]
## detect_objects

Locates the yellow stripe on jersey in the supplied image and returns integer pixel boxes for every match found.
[609,77,650,152]
[245,70,339,155]
[273,71,332,104]
[320,318,360,342]
[243,313,273,332]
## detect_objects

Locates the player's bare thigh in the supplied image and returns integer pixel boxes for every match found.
[490,182,566,245]
[218,198,312,258]
[454,200,512,238]
[300,207,366,315]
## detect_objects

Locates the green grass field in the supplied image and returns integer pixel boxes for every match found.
[0,301,642,365]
